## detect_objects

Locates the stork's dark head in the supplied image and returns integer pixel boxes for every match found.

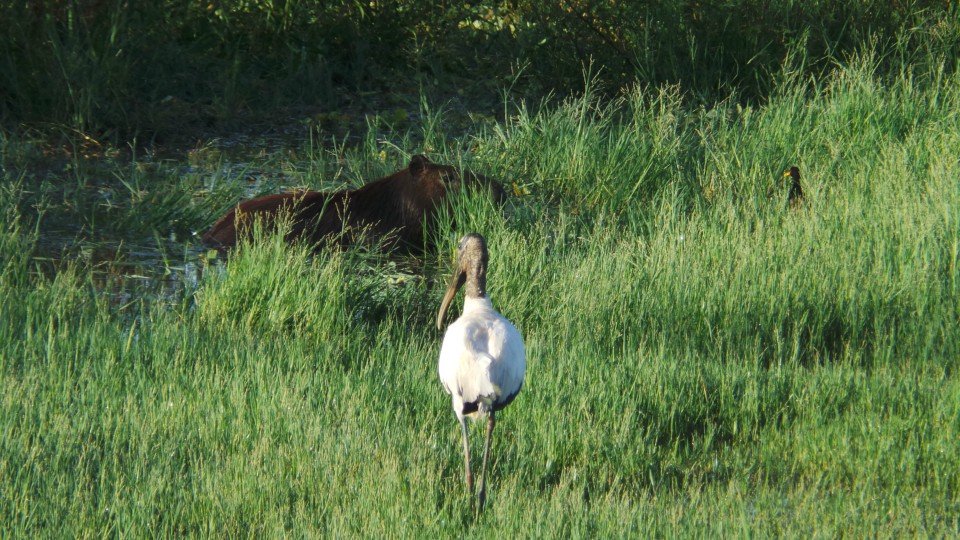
[436,233,489,330]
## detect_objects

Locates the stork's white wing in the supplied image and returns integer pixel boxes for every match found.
[438,306,525,407]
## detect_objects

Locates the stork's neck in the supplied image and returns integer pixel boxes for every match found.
[464,266,486,299]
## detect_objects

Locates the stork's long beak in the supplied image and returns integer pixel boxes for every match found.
[437,268,466,330]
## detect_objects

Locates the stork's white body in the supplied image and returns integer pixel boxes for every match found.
[438,296,525,420]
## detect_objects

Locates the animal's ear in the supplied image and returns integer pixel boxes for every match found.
[409,155,431,177]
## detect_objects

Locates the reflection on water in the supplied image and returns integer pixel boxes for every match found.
[31,232,213,311]
[19,129,327,309]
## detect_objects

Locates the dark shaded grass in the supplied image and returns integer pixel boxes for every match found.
[2,1,958,142]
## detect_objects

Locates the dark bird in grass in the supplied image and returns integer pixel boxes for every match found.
[437,233,525,514]
[767,166,805,208]
[783,166,804,208]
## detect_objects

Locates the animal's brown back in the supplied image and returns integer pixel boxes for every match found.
[201,155,505,253]
[201,191,337,250]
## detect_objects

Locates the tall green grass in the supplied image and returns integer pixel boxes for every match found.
[2,52,959,536]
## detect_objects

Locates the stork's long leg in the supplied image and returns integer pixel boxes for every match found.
[459,415,473,492]
[477,411,496,513]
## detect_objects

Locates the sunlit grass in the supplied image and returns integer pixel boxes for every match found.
[1,51,959,537]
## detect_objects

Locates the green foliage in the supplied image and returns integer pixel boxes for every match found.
[0,174,34,289]
[2,24,960,537]
[480,82,692,214]
[198,232,352,341]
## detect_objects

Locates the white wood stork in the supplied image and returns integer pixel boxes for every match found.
[436,233,526,512]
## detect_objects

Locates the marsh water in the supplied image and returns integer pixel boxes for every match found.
[13,125,335,309]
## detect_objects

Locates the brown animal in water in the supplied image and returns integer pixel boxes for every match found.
[202,155,506,253]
